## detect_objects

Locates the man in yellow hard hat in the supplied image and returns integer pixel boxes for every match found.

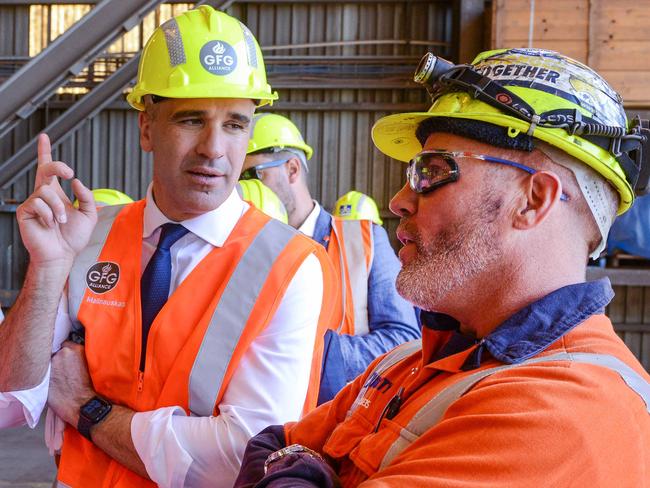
[333,190,383,226]
[235,48,650,486]
[0,7,335,487]
[237,178,289,224]
[242,113,419,404]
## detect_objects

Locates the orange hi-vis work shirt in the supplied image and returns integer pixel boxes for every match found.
[283,285,650,487]
[326,218,374,336]
[57,201,335,488]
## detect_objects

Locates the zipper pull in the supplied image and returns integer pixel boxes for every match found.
[137,371,144,392]
[374,387,405,433]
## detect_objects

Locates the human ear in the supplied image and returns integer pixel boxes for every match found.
[512,171,563,230]
[286,158,302,184]
[138,111,153,153]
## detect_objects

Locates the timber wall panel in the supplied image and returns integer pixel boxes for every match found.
[491,0,650,107]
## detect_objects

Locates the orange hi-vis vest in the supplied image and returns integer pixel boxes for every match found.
[327,218,374,336]
[285,315,650,486]
[57,200,335,488]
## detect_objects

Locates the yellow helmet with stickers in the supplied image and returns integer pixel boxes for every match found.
[127,5,277,110]
[247,113,313,159]
[372,48,650,213]
[333,191,383,225]
[237,179,288,224]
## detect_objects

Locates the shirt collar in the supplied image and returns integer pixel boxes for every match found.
[298,200,321,238]
[143,183,249,247]
[421,278,614,370]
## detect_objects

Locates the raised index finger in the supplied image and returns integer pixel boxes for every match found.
[37,133,53,166]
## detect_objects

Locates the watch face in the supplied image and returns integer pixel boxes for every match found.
[81,397,111,422]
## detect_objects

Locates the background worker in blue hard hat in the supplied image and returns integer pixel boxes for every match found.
[0,6,335,487]
[243,113,419,404]
[235,48,650,487]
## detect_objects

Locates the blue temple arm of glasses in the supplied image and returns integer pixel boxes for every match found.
[480,155,569,202]
[253,158,290,171]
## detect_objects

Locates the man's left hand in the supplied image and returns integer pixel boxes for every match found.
[48,340,96,426]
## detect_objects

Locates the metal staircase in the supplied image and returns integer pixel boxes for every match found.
[0,0,228,189]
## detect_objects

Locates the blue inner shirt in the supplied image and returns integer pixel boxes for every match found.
[420,278,614,370]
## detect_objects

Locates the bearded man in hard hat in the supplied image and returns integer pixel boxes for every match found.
[242,113,419,404]
[0,6,336,487]
[234,48,650,487]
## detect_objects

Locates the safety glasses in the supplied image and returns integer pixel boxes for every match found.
[240,158,289,180]
[407,150,568,201]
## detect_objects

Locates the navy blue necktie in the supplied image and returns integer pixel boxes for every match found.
[140,223,189,349]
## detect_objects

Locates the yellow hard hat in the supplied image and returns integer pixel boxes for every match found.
[333,191,383,225]
[372,48,650,214]
[237,179,288,224]
[247,113,313,159]
[73,188,134,208]
[127,6,277,110]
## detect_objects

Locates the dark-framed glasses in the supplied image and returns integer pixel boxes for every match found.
[240,158,289,180]
[407,150,568,201]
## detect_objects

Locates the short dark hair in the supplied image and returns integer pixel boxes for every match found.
[415,117,534,152]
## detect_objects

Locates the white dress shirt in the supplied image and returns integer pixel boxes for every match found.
[0,185,323,487]
[297,200,321,238]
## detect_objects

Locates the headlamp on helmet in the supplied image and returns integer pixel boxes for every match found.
[410,50,650,201]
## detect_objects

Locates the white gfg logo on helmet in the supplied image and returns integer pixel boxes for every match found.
[200,40,237,75]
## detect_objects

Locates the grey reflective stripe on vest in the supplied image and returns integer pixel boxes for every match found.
[334,220,373,335]
[379,351,650,469]
[68,205,125,328]
[54,480,72,488]
[346,339,422,419]
[188,218,298,417]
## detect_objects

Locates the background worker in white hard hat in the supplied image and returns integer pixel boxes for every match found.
[235,48,650,486]
[243,113,419,404]
[0,6,336,487]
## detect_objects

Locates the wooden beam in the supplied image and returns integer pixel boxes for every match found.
[456,0,487,64]
[587,267,650,286]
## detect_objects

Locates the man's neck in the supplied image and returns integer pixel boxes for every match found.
[289,195,316,229]
[446,260,587,339]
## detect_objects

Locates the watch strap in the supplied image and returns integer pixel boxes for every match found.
[77,396,112,442]
[264,444,324,474]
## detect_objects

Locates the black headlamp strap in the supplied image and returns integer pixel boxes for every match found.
[431,66,650,194]
[438,67,539,123]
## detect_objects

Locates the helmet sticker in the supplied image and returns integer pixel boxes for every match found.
[473,48,626,128]
[200,40,238,76]
[339,204,353,217]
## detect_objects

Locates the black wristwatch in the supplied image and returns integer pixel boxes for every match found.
[77,396,112,442]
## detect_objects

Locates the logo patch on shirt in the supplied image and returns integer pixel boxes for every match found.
[363,371,393,393]
[86,262,120,294]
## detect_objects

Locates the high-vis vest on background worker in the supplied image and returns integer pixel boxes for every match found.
[0,6,336,488]
[237,178,289,224]
[234,48,650,487]
[333,191,383,226]
[244,113,419,404]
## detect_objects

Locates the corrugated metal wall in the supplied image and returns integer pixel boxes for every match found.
[0,1,453,308]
